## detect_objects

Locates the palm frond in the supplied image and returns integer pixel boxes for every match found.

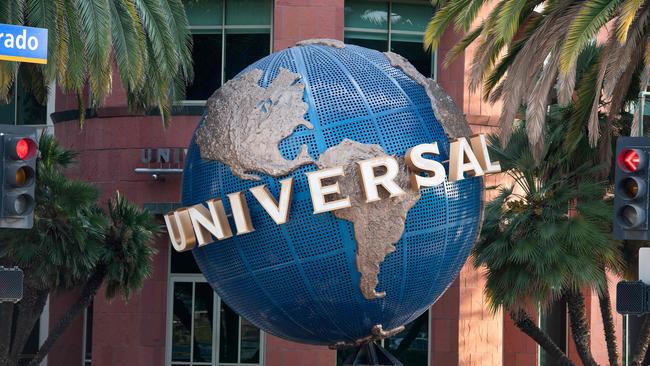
[497,0,531,44]
[557,58,577,106]
[424,0,472,51]
[135,0,179,75]
[76,0,112,105]
[161,0,193,82]
[444,23,483,67]
[603,6,650,98]
[456,0,488,30]
[560,0,621,71]
[617,0,645,43]
[109,0,146,91]
[59,0,85,94]
[526,47,560,159]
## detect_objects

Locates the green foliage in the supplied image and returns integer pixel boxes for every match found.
[565,45,602,148]
[0,135,159,365]
[425,0,648,153]
[0,133,105,290]
[474,115,622,312]
[0,134,159,299]
[103,192,159,299]
[560,0,622,71]
[0,0,193,127]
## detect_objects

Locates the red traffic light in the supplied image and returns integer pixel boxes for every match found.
[619,149,643,172]
[14,138,36,160]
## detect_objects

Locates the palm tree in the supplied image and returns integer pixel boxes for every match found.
[0,0,192,126]
[425,2,649,362]
[476,111,621,366]
[0,134,105,366]
[27,192,159,366]
[0,135,159,366]
[424,0,646,161]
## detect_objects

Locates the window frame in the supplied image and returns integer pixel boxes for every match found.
[165,273,266,366]
[343,0,438,80]
[179,0,274,107]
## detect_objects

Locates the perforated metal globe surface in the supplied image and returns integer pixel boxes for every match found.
[181,41,483,345]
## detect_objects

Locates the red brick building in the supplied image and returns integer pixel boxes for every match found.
[7,1,627,365]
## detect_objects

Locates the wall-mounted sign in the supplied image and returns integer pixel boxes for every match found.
[0,24,47,64]
[140,148,186,166]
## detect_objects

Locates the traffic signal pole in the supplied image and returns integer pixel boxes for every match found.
[0,126,38,303]
[615,120,650,317]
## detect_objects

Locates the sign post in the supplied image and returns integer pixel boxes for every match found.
[617,249,650,314]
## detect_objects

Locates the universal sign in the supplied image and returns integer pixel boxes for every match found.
[165,134,501,251]
[0,24,47,64]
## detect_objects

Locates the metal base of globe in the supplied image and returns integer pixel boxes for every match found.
[330,324,405,350]
[342,342,402,366]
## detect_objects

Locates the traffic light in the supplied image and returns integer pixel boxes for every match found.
[614,137,650,240]
[0,125,38,229]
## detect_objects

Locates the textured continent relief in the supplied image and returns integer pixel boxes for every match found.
[318,139,421,300]
[196,68,314,181]
[384,52,473,139]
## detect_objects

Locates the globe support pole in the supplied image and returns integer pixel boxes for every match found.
[342,342,403,366]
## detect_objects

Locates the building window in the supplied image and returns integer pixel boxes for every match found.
[0,69,47,126]
[336,310,430,366]
[82,302,93,366]
[344,0,436,79]
[167,276,264,366]
[183,0,273,102]
[168,248,263,365]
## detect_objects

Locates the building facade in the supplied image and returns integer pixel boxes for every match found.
[3,0,628,365]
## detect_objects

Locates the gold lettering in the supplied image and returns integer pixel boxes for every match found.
[357,156,406,203]
[470,134,501,174]
[448,137,485,182]
[188,199,233,245]
[164,208,196,252]
[227,191,255,234]
[250,177,294,225]
[405,142,446,190]
[306,167,352,214]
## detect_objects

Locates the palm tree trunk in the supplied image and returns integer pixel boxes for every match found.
[27,264,107,366]
[0,303,14,360]
[598,285,619,366]
[509,309,575,366]
[632,314,650,366]
[565,289,599,366]
[8,286,48,360]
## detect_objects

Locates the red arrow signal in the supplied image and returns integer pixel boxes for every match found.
[620,149,642,172]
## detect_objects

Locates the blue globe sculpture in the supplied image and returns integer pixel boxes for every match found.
[181,40,483,346]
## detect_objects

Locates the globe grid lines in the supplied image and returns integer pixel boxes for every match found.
[179,41,488,345]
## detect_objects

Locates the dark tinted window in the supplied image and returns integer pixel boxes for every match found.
[186,33,223,100]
